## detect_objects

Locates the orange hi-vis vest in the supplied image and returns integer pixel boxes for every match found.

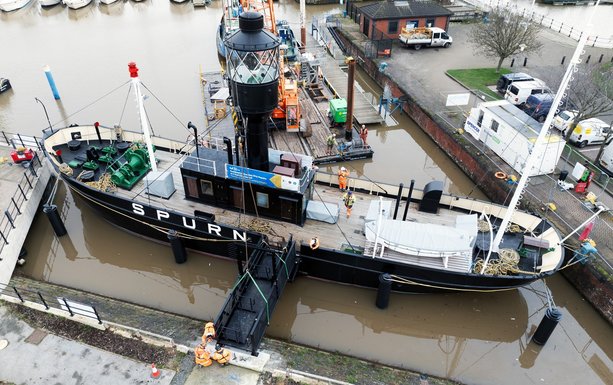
[203,322,216,340]
[195,345,212,367]
[213,348,232,365]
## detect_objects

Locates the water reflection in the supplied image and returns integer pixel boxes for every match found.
[67,5,95,21]
[99,1,125,16]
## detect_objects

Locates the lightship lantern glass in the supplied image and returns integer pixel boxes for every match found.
[224,11,280,115]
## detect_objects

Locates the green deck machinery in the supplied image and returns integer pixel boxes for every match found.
[109,144,152,189]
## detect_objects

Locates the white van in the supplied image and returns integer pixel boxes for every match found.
[504,79,550,105]
[599,142,613,175]
[569,118,612,148]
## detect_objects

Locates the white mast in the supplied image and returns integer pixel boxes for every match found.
[487,2,600,261]
[128,62,157,173]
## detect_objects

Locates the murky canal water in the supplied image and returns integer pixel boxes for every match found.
[2,1,612,384]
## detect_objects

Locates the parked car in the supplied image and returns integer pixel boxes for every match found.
[504,79,550,106]
[569,118,612,148]
[496,72,534,94]
[552,110,577,134]
[521,93,554,123]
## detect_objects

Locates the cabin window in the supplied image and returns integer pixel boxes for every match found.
[388,21,398,34]
[406,20,419,29]
[491,120,499,133]
[426,18,435,27]
[477,111,484,127]
[256,192,269,208]
[200,180,214,196]
[185,177,199,198]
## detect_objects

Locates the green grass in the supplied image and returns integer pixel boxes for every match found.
[446,68,512,101]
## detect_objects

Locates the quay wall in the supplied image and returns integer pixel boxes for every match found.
[334,29,613,325]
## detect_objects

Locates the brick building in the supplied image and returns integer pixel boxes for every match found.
[347,0,453,40]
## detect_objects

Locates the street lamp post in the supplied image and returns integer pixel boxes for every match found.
[34,97,53,134]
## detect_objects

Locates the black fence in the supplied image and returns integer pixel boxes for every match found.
[0,282,102,324]
[0,153,43,257]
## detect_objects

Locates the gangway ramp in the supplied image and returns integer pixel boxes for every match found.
[215,237,297,355]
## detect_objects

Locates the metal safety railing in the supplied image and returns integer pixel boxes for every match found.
[466,0,613,49]
[0,153,43,257]
[0,282,102,324]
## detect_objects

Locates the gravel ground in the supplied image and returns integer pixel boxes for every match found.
[4,302,181,370]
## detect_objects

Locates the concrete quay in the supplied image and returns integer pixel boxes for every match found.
[0,144,53,286]
[332,18,613,322]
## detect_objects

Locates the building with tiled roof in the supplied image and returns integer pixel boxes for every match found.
[347,0,453,39]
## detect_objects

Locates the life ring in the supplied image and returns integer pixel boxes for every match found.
[309,237,320,250]
[495,171,507,180]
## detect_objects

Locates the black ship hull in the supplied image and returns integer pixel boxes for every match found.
[58,171,556,293]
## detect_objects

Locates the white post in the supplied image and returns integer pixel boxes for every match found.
[372,197,383,258]
[490,2,600,254]
[557,206,606,245]
[131,76,157,173]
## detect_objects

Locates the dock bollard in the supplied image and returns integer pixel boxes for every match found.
[43,204,67,237]
[43,65,60,100]
[168,229,187,264]
[531,307,562,345]
[375,273,392,309]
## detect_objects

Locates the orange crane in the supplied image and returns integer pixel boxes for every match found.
[271,52,300,132]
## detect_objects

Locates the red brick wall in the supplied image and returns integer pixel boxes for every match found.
[367,16,451,39]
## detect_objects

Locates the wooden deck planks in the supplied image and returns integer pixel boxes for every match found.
[317,54,383,125]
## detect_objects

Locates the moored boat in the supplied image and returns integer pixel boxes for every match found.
[0,0,32,12]
[41,61,567,293]
[39,0,61,7]
[0,78,11,93]
[99,0,119,5]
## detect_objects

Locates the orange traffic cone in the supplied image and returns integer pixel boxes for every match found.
[151,363,161,379]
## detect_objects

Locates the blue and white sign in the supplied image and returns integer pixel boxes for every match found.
[226,164,280,188]
[464,117,482,140]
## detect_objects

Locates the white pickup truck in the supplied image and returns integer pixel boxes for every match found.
[399,27,452,50]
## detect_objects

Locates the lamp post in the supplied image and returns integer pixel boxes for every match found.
[34,97,53,134]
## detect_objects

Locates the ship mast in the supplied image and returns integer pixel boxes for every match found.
[488,2,600,260]
[128,62,157,173]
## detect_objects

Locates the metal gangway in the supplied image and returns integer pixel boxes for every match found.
[214,236,298,355]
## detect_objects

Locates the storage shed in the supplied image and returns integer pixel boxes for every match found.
[347,0,453,40]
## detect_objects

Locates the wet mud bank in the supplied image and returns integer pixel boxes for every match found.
[334,29,613,325]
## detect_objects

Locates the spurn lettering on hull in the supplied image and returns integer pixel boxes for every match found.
[131,203,247,242]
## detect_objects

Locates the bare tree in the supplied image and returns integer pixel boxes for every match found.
[543,63,613,142]
[470,9,542,72]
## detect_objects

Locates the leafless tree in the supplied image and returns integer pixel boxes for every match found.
[543,63,613,142]
[470,9,542,72]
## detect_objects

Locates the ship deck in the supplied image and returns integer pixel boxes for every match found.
[43,123,564,275]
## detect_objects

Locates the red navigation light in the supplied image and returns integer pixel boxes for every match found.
[128,62,139,78]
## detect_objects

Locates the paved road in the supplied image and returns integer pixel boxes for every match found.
[0,305,175,385]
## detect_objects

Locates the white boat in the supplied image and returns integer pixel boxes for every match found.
[0,0,32,12]
[62,0,92,9]
[39,0,60,6]
[99,0,119,4]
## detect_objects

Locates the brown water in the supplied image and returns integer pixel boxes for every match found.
[4,1,612,384]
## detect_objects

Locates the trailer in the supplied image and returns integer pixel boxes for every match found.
[399,27,452,50]
[464,100,565,176]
